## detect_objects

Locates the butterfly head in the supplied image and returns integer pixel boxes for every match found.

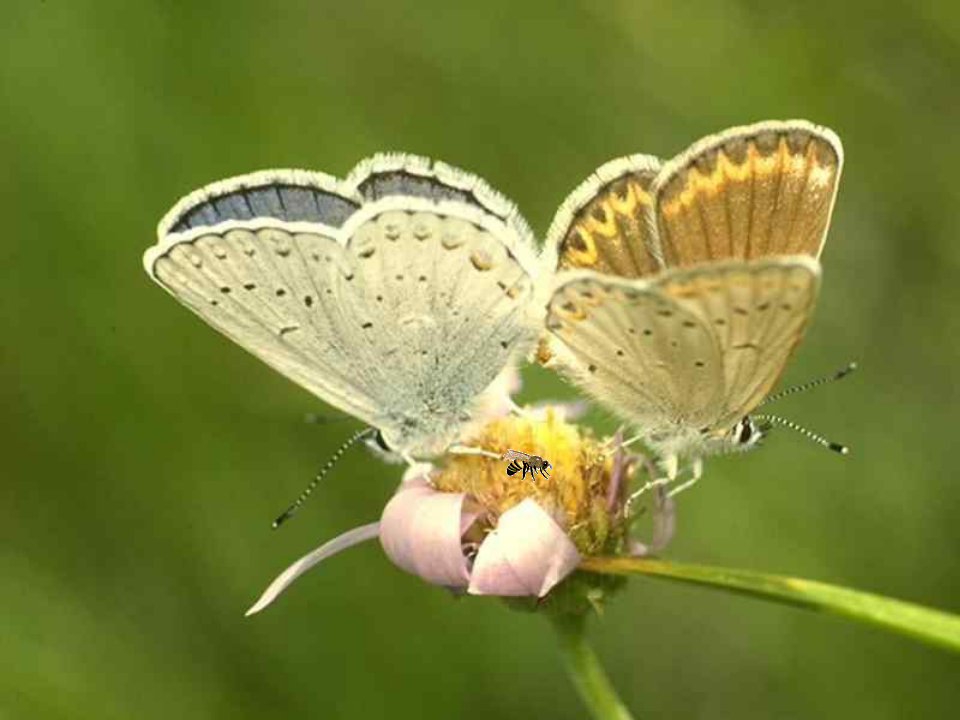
[724,416,767,453]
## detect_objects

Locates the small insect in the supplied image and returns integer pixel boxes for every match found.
[502,449,553,481]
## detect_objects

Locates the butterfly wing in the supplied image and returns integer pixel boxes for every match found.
[545,257,820,436]
[546,271,725,433]
[653,120,842,267]
[546,155,664,278]
[656,256,822,429]
[145,156,541,456]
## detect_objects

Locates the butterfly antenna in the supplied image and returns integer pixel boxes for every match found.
[302,412,348,426]
[272,427,376,529]
[760,362,857,407]
[753,414,849,455]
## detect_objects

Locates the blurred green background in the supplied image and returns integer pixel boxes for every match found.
[4,0,959,717]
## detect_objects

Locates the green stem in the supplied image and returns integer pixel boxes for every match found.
[552,614,635,720]
[580,557,960,653]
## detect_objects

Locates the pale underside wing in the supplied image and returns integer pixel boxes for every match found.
[547,154,664,278]
[145,155,541,457]
[653,120,843,268]
[545,256,820,438]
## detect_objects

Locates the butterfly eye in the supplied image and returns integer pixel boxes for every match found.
[374,430,391,452]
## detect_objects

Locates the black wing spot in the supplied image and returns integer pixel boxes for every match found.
[616,349,624,357]
[395,274,404,281]
[682,320,697,329]
[209,299,219,306]
[734,307,748,316]
[781,303,793,311]
[275,288,287,297]
[304,295,314,307]
[643,328,653,336]
[220,286,231,294]
[500,340,509,349]
[361,322,373,330]
[714,318,727,325]
[656,309,673,317]
[588,364,598,373]
[376,294,384,302]
[279,325,299,336]
[695,360,705,367]
[757,302,770,311]
[418,275,428,283]
[243,283,256,291]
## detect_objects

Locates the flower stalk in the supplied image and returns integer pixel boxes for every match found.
[581,556,960,653]
[552,614,636,720]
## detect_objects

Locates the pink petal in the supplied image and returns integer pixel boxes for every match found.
[468,499,581,597]
[245,522,380,616]
[379,481,476,589]
[605,430,627,511]
[631,486,676,557]
[527,400,589,422]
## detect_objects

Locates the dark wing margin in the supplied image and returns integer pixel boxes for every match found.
[160,170,363,236]
[345,153,535,243]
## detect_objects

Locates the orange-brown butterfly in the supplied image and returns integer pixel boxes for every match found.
[541,121,849,501]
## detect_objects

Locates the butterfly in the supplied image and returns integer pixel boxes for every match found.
[540,120,844,496]
[144,154,544,462]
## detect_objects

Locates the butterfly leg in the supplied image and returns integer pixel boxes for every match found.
[602,432,645,457]
[667,458,703,498]
[624,453,678,516]
[506,398,527,417]
[448,444,501,460]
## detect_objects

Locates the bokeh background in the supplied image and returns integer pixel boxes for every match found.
[4,1,959,717]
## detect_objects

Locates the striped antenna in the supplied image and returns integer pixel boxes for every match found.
[760,362,857,407]
[272,427,376,529]
[753,414,848,455]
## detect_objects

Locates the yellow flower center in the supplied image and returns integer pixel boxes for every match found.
[434,409,628,556]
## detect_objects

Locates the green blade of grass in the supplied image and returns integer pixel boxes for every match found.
[580,557,960,653]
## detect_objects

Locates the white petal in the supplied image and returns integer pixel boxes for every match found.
[245,522,380,616]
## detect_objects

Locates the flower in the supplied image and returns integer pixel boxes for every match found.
[246,410,675,616]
